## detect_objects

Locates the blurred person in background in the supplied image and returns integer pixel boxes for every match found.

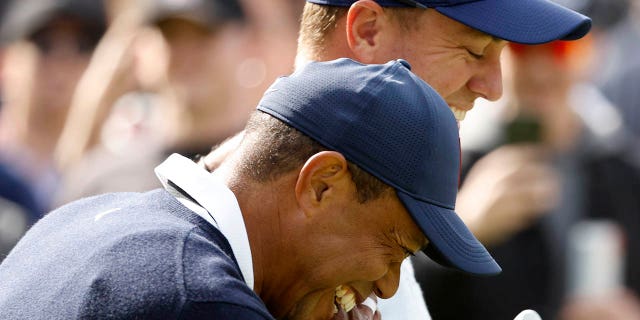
[54,0,283,204]
[599,0,640,141]
[146,0,249,157]
[0,0,106,256]
[586,0,637,86]
[232,0,303,119]
[53,0,151,173]
[414,25,640,319]
[562,0,640,150]
[0,0,40,262]
[0,0,106,211]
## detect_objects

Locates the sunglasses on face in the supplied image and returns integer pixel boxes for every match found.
[31,28,101,56]
[28,17,103,56]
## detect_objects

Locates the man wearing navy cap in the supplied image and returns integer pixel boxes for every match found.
[200,0,592,318]
[1,58,486,319]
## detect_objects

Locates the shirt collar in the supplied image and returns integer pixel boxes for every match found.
[155,154,254,289]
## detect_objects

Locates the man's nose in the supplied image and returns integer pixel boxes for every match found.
[372,261,402,299]
[468,55,503,102]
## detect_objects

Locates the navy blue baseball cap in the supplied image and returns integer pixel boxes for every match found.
[306,0,592,45]
[257,58,501,276]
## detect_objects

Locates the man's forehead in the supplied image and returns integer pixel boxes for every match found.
[408,9,497,43]
[470,30,505,44]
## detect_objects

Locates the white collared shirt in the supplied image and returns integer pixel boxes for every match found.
[155,154,254,290]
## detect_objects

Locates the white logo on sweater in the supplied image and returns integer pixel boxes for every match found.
[94,208,121,221]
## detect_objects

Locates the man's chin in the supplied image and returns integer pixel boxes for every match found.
[283,290,337,320]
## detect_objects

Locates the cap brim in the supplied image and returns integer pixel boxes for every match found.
[436,0,591,44]
[397,191,501,276]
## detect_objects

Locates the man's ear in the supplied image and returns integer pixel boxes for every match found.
[295,151,350,216]
[346,0,389,63]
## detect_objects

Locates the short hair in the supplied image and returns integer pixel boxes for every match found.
[239,111,392,203]
[297,4,348,61]
[297,3,423,61]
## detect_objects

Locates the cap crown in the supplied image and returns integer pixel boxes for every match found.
[257,58,460,209]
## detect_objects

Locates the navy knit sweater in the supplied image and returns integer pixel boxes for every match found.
[0,189,274,319]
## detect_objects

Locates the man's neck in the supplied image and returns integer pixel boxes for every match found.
[212,162,305,317]
[294,21,353,70]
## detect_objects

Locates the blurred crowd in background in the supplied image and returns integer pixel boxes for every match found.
[0,0,638,319]
[0,0,303,250]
